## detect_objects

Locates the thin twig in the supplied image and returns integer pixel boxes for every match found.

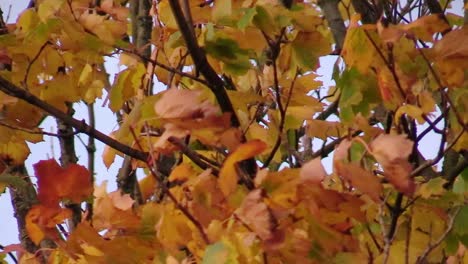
[379,194,391,264]
[24,41,49,90]
[167,136,220,175]
[411,128,465,177]
[262,29,292,168]
[168,0,240,127]
[0,121,78,137]
[120,47,210,87]
[85,103,95,222]
[0,244,18,264]
[415,207,461,264]
[129,128,210,244]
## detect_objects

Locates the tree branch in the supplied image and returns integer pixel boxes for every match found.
[56,102,81,229]
[0,76,148,161]
[168,0,240,127]
[318,0,347,51]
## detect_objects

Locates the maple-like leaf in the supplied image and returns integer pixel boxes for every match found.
[218,140,267,196]
[34,159,92,206]
[370,134,416,196]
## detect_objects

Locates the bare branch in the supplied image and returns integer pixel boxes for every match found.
[168,136,220,175]
[318,0,347,51]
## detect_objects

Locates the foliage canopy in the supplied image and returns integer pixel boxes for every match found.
[0,0,467,263]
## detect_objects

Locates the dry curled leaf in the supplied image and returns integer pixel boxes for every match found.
[370,134,416,196]
[235,189,274,241]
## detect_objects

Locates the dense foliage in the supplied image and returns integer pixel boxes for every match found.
[0,0,467,263]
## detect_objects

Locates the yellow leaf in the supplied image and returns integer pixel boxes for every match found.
[212,0,232,22]
[157,205,194,251]
[38,0,65,21]
[218,140,267,196]
[402,14,450,42]
[157,1,178,30]
[395,105,425,124]
[417,178,446,199]
[81,243,104,257]
[78,63,93,86]
[25,208,45,245]
[342,26,379,74]
[139,174,157,201]
[168,163,196,184]
[418,91,436,114]
[306,120,342,140]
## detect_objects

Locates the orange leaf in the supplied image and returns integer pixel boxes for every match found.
[333,140,382,201]
[26,205,71,245]
[370,134,416,196]
[218,140,267,196]
[34,159,92,206]
[334,161,382,202]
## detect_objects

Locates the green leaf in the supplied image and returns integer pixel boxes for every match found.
[0,173,29,191]
[454,205,468,236]
[253,6,276,35]
[337,68,379,122]
[205,38,251,75]
[202,241,239,264]
[291,31,330,70]
[237,8,257,31]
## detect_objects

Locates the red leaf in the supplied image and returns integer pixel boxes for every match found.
[34,159,93,206]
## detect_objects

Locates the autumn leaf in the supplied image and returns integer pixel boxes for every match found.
[218,140,267,196]
[34,159,92,206]
[300,158,327,185]
[26,204,71,245]
[370,134,416,196]
[92,182,139,230]
[235,189,274,241]
[333,139,383,201]
[155,89,219,119]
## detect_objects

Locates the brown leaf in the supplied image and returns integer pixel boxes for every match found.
[334,161,382,202]
[434,27,468,59]
[370,134,416,196]
[235,189,274,241]
[154,89,219,119]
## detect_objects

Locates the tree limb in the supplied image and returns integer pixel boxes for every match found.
[318,0,347,51]
[0,76,148,161]
[168,0,240,127]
